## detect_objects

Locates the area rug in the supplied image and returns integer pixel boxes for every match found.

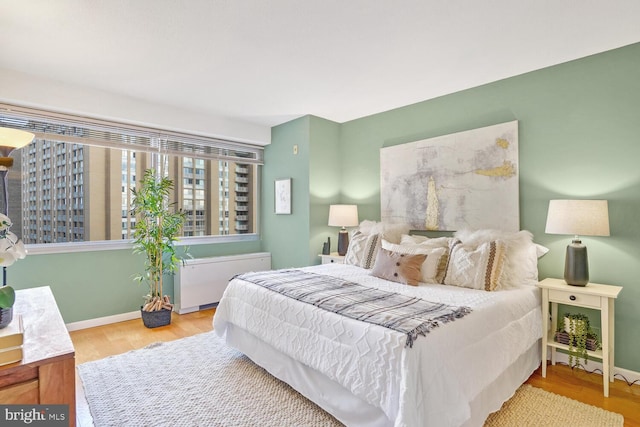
[484,384,623,427]
[78,332,624,427]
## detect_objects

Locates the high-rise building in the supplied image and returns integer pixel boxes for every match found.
[234,163,254,234]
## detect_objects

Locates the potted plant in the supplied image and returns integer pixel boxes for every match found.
[556,312,600,367]
[131,169,188,328]
[0,213,27,328]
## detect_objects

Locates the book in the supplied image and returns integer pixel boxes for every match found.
[0,345,22,366]
[0,314,23,350]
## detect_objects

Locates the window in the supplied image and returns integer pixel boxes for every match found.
[0,103,262,249]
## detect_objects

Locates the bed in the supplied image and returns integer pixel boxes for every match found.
[213,230,544,427]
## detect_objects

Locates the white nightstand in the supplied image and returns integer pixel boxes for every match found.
[537,278,622,397]
[319,253,345,264]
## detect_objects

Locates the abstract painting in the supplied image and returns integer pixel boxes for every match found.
[380,121,519,231]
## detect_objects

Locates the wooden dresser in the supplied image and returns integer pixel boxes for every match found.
[0,286,75,426]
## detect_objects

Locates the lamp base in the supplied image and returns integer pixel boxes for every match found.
[337,230,349,256]
[564,239,589,286]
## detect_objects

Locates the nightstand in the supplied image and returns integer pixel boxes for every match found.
[537,278,622,397]
[319,253,345,264]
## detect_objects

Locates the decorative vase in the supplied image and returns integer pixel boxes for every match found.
[140,307,172,328]
[0,307,13,329]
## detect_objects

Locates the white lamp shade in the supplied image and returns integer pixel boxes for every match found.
[545,199,610,237]
[0,127,35,149]
[328,204,359,227]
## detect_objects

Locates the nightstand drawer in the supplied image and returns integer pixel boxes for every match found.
[319,253,345,264]
[548,289,601,308]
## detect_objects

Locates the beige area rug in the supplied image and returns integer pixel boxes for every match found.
[485,384,623,427]
[78,331,623,427]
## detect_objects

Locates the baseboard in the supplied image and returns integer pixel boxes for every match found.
[551,351,640,385]
[66,311,141,332]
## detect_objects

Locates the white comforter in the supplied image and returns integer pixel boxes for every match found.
[213,264,541,427]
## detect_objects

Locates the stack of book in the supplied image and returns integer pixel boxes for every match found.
[0,314,24,366]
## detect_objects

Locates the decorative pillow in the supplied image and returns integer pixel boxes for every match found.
[453,229,546,287]
[357,220,410,244]
[370,248,426,286]
[400,234,452,249]
[344,231,381,269]
[443,239,507,291]
[382,240,448,284]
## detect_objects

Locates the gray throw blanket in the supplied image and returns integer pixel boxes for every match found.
[235,269,472,347]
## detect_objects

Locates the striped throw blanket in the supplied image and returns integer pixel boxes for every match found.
[235,269,472,347]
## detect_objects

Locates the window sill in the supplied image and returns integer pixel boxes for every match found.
[24,234,260,255]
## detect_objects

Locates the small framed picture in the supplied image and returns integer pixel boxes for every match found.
[274,178,292,214]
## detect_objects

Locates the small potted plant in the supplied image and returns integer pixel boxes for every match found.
[0,213,27,328]
[131,169,188,328]
[556,312,600,367]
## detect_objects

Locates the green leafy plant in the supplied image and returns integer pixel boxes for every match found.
[131,169,188,312]
[561,312,600,367]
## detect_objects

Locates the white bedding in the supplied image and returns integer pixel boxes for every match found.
[213,263,542,427]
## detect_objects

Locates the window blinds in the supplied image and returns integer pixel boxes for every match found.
[0,103,263,164]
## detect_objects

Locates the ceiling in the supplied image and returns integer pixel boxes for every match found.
[1,1,640,130]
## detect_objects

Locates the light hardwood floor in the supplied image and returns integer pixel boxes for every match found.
[70,309,640,427]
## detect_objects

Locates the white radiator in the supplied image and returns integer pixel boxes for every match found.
[174,252,271,314]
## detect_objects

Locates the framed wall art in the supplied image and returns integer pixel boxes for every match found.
[380,120,519,231]
[274,178,292,214]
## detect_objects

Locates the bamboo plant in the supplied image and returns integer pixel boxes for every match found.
[131,169,187,312]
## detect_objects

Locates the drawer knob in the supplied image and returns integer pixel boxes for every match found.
[569,295,577,301]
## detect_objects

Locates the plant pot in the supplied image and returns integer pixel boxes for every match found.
[140,307,172,328]
[564,317,587,334]
[0,307,13,328]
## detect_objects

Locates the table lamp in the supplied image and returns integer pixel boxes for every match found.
[328,204,359,256]
[545,199,610,286]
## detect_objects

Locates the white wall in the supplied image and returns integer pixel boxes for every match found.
[0,68,271,145]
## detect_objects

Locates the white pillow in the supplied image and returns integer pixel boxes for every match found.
[400,234,452,248]
[382,240,448,284]
[357,220,410,244]
[453,229,547,287]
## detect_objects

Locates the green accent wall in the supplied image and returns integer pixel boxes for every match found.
[263,42,640,372]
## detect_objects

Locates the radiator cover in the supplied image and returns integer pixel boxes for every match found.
[174,252,271,314]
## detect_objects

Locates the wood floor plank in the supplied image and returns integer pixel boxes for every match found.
[71,309,640,426]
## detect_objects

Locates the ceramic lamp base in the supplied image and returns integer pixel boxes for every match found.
[337,229,349,256]
[564,240,589,286]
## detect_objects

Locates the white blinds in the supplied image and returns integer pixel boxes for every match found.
[0,103,263,164]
